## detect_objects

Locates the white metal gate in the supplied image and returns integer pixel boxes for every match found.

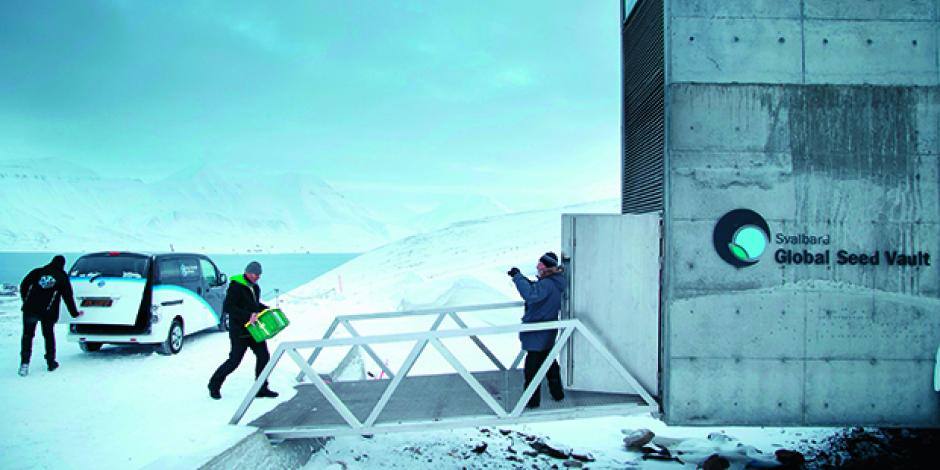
[230,303,658,438]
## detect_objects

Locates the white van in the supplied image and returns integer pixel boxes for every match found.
[67,251,229,355]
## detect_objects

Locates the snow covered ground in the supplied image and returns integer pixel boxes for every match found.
[1,200,840,469]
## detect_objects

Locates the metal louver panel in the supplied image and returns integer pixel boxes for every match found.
[621,0,664,214]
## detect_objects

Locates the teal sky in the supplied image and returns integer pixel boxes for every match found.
[0,1,620,215]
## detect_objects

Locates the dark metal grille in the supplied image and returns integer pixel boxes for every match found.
[621,0,664,214]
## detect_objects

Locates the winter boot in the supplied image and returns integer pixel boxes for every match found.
[256,387,279,398]
[47,360,59,372]
[208,382,221,400]
[18,364,28,377]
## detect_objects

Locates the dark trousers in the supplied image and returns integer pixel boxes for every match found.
[523,349,564,407]
[21,314,56,365]
[209,333,270,389]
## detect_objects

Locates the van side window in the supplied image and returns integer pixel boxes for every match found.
[158,260,180,285]
[158,259,199,285]
[199,259,219,286]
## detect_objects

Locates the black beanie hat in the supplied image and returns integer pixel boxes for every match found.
[245,261,263,275]
[539,252,559,268]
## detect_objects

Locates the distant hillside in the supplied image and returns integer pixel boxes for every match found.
[0,159,393,253]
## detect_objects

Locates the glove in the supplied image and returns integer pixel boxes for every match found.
[507,267,520,277]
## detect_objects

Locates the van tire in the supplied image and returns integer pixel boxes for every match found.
[80,342,103,352]
[157,319,184,355]
[217,313,229,332]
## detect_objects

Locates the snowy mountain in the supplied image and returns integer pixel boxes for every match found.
[0,159,393,253]
[407,195,512,233]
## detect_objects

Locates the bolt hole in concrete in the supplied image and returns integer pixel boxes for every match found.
[912,39,918,46]
[823,38,828,44]
[867,38,873,45]
[778,37,785,43]
[689,36,694,41]
[733,36,739,42]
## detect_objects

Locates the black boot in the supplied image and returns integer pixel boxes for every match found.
[256,387,279,398]
[208,382,222,400]
[47,360,59,372]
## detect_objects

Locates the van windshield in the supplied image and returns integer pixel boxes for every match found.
[70,254,150,279]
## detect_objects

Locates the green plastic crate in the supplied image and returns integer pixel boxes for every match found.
[246,308,290,342]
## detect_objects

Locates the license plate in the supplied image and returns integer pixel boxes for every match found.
[81,298,113,307]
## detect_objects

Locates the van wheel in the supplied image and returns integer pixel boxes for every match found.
[157,319,184,355]
[80,342,103,352]
[217,313,229,331]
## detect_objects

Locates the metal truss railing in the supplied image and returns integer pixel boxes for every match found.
[230,303,658,435]
[294,301,526,382]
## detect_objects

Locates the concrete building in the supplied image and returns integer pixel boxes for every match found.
[621,0,940,426]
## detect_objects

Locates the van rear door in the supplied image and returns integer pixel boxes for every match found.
[69,253,151,326]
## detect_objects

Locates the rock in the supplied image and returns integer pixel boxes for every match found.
[570,450,595,462]
[775,449,805,466]
[639,445,668,455]
[529,439,571,459]
[641,453,677,462]
[639,444,673,462]
[622,429,655,449]
[523,450,539,458]
[706,432,735,443]
[499,429,512,436]
[472,442,488,454]
[562,461,582,468]
[702,454,730,470]
[650,435,685,448]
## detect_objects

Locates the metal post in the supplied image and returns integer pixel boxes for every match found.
[296,318,340,382]
[573,321,657,407]
[363,338,429,427]
[430,338,508,418]
[447,312,507,371]
[342,320,395,379]
[288,349,363,428]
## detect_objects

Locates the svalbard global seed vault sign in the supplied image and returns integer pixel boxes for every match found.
[714,209,932,269]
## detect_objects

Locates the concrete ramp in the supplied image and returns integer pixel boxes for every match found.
[142,427,327,470]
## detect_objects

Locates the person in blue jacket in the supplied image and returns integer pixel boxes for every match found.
[508,252,566,408]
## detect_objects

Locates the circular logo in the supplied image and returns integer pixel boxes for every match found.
[38,275,56,289]
[713,209,770,268]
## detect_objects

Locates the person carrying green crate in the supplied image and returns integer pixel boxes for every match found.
[208,261,279,400]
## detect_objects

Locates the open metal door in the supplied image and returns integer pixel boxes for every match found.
[561,214,660,397]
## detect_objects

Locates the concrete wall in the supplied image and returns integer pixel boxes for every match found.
[661,0,940,426]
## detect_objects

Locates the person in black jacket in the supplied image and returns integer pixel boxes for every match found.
[207,261,278,399]
[19,255,83,377]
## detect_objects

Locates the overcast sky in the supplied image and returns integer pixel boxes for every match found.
[0,1,620,216]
